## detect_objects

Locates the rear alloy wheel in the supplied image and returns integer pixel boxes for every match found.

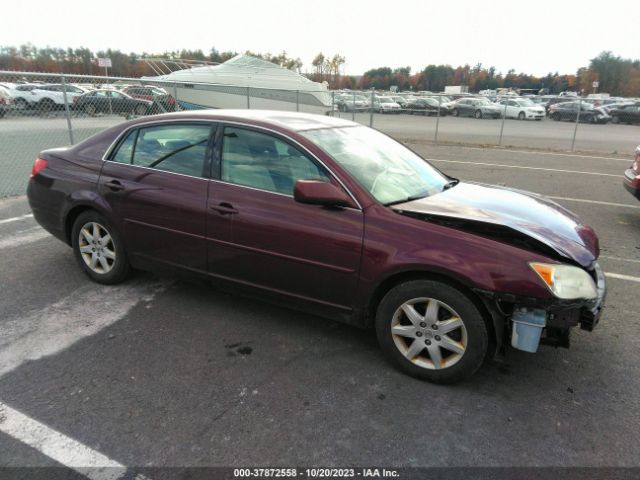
[72,211,130,284]
[375,280,488,384]
[39,98,55,113]
[518,111,526,120]
[474,109,483,119]
[84,103,97,116]
[135,104,148,116]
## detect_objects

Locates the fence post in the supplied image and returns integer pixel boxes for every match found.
[498,100,508,146]
[247,87,251,109]
[434,94,441,143]
[173,82,179,111]
[60,76,75,145]
[369,90,374,127]
[331,91,335,117]
[571,97,581,151]
[352,91,356,122]
[296,90,299,112]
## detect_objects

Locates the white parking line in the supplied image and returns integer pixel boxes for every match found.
[0,228,50,249]
[546,196,640,210]
[0,213,33,225]
[0,401,126,480]
[427,158,620,177]
[454,146,630,162]
[605,272,640,283]
[600,255,640,264]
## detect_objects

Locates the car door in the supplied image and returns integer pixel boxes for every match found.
[206,124,364,311]
[99,122,216,273]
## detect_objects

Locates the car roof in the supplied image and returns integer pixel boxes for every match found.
[133,110,359,132]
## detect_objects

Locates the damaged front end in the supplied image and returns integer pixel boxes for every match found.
[390,182,606,356]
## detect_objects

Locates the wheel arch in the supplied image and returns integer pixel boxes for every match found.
[364,268,501,357]
[63,198,114,246]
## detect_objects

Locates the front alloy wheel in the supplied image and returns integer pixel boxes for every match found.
[391,298,467,370]
[376,280,488,383]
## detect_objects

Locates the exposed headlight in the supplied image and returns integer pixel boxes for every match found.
[530,262,597,299]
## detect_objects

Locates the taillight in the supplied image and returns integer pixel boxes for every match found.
[31,158,48,178]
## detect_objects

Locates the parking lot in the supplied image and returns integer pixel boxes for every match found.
[1,134,639,476]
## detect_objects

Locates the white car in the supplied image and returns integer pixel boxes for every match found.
[497,98,545,121]
[0,86,12,118]
[29,84,88,111]
[374,96,402,114]
[0,83,42,110]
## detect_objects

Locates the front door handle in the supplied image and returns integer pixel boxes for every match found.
[210,202,238,215]
[104,179,124,191]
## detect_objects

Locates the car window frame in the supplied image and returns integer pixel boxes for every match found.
[210,121,362,210]
[104,120,219,180]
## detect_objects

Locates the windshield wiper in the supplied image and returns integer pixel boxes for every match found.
[383,193,429,207]
[442,179,459,191]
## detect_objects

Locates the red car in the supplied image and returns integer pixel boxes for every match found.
[623,145,640,200]
[121,85,176,113]
[27,111,606,383]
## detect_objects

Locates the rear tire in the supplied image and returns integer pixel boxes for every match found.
[135,104,148,116]
[375,280,489,384]
[452,108,459,117]
[611,115,619,124]
[474,110,483,119]
[71,211,131,285]
[84,103,97,116]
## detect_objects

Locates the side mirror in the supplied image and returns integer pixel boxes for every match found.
[294,180,353,208]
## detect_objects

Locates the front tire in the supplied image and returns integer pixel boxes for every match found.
[375,280,488,384]
[518,111,526,120]
[72,211,131,285]
[474,109,483,119]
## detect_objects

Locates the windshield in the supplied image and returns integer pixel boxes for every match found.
[474,98,493,106]
[301,126,448,205]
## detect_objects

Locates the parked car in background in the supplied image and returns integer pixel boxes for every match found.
[0,86,11,118]
[27,110,606,384]
[336,94,368,112]
[74,89,153,116]
[549,102,610,123]
[406,97,450,116]
[121,85,176,113]
[3,83,41,110]
[391,96,411,109]
[451,97,502,119]
[623,145,640,200]
[30,84,88,112]
[373,96,402,113]
[609,104,640,125]
[497,98,545,120]
[544,97,574,115]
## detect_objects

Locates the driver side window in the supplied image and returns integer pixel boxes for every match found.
[220,127,330,195]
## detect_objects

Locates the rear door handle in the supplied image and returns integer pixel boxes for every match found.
[104,180,124,191]
[210,202,238,215]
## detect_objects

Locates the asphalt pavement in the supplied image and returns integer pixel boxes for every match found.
[0,139,640,477]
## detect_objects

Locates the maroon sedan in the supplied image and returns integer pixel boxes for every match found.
[623,145,640,200]
[27,111,606,383]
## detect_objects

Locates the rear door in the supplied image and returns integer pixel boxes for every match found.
[206,124,364,311]
[99,122,216,273]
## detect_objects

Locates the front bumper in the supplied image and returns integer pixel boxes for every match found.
[623,169,640,200]
[476,262,606,352]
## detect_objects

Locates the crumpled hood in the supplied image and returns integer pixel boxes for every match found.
[392,182,598,267]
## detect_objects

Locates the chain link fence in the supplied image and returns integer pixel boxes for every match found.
[1,70,638,197]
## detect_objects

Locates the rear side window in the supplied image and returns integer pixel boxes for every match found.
[110,124,213,178]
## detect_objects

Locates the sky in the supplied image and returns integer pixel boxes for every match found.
[2,0,639,76]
